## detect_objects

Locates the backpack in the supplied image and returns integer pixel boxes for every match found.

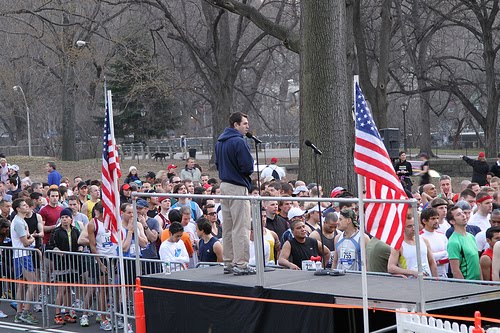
[266,165,280,180]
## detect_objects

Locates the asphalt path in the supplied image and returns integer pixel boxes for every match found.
[0,301,133,333]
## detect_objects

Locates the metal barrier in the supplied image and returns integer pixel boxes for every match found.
[1,245,186,330]
[43,250,115,327]
[0,246,45,326]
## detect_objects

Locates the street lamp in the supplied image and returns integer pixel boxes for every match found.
[401,102,408,152]
[13,85,32,156]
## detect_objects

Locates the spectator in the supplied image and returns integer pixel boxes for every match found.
[260,157,286,182]
[394,151,413,192]
[159,222,190,271]
[491,153,500,178]
[124,166,140,185]
[461,152,489,186]
[46,162,62,186]
[469,192,494,231]
[39,188,63,246]
[0,158,8,183]
[87,202,117,330]
[480,226,500,281]
[475,208,500,252]
[447,206,480,280]
[310,212,338,267]
[11,198,38,325]
[180,157,201,182]
[46,209,82,325]
[196,217,223,263]
[419,208,448,278]
[333,209,369,271]
[419,153,430,186]
[278,218,330,270]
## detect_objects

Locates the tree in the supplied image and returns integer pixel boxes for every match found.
[0,2,132,160]
[107,37,177,139]
[420,0,499,157]
[205,0,356,191]
[354,0,394,130]
[392,0,447,156]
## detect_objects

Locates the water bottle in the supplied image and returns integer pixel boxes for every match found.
[163,261,171,275]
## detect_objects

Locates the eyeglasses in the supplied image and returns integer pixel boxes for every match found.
[207,212,217,216]
[173,181,181,184]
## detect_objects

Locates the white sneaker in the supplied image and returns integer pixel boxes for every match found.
[33,304,42,312]
[0,310,7,318]
[80,315,89,327]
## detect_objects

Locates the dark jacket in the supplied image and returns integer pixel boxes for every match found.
[47,225,81,271]
[215,127,254,190]
[462,156,489,185]
[394,160,413,177]
[491,161,500,178]
[47,226,81,253]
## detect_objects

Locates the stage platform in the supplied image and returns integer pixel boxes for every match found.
[141,267,500,332]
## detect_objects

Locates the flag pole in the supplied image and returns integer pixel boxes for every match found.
[107,89,129,332]
[354,75,370,333]
[413,202,426,313]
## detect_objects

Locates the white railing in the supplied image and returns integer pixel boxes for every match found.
[396,308,500,333]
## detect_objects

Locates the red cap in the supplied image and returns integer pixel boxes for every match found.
[158,197,170,203]
[330,186,346,198]
[122,184,131,190]
[168,164,177,171]
[271,157,278,164]
[478,152,485,158]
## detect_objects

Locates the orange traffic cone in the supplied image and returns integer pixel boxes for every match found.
[134,277,146,333]
[472,311,483,333]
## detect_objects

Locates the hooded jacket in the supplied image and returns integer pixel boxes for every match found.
[215,127,254,190]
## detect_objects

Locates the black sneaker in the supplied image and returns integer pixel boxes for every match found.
[233,266,256,276]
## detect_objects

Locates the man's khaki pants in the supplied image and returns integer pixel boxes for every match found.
[220,182,250,268]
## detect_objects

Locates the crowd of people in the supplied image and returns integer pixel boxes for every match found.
[1,117,500,329]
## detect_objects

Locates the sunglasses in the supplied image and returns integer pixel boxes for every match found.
[207,212,217,216]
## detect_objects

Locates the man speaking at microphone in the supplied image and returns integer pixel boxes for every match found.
[215,112,255,275]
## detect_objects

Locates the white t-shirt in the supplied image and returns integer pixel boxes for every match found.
[159,239,189,271]
[468,213,490,232]
[184,222,199,243]
[11,215,33,258]
[437,219,451,234]
[475,230,489,251]
[421,229,448,277]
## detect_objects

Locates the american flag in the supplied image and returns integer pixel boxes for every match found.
[101,90,122,243]
[353,82,408,250]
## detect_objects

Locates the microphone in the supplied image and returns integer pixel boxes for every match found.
[246,132,263,144]
[304,140,322,155]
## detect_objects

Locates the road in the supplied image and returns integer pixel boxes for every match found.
[0,302,132,333]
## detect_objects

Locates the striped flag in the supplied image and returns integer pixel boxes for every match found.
[353,82,408,250]
[101,91,122,244]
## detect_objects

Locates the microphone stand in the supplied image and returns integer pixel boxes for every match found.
[311,148,328,276]
[251,137,273,272]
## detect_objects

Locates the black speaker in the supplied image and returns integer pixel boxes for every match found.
[379,128,400,159]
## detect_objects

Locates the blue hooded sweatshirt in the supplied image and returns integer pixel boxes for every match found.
[215,127,254,190]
